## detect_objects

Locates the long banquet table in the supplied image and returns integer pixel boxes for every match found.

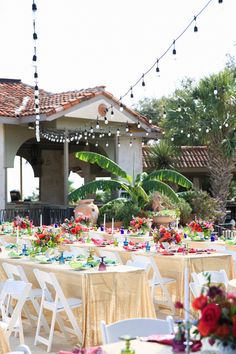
[70,243,234,304]
[0,252,155,347]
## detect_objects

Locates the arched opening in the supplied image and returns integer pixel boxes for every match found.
[7,156,39,203]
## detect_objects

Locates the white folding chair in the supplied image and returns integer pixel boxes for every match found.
[100,316,174,344]
[97,249,123,264]
[6,344,32,354]
[126,255,151,271]
[149,256,176,314]
[2,262,48,331]
[191,269,229,289]
[69,246,89,258]
[33,268,82,352]
[189,282,202,298]
[0,280,32,344]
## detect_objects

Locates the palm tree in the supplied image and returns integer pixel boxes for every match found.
[68,151,192,208]
[147,140,180,170]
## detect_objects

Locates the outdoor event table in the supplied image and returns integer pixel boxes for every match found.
[0,252,155,348]
[71,244,234,304]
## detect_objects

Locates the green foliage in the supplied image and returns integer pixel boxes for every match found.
[98,199,141,228]
[178,189,223,222]
[147,141,180,170]
[69,152,192,204]
[135,97,166,125]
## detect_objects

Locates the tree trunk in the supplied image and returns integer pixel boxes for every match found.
[208,137,236,222]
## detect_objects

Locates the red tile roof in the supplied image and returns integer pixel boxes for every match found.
[143,145,209,170]
[0,79,159,131]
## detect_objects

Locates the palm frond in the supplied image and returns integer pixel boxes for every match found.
[75,151,132,183]
[142,180,180,203]
[145,169,192,189]
[68,179,124,202]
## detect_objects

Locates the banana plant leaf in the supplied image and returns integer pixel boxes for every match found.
[142,179,180,203]
[68,179,125,202]
[75,151,132,183]
[145,169,192,189]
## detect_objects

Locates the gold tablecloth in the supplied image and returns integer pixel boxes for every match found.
[0,254,155,347]
[73,245,234,304]
[0,323,10,354]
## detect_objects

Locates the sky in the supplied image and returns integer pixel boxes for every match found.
[2,0,236,199]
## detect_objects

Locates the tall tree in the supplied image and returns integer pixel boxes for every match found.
[162,69,236,218]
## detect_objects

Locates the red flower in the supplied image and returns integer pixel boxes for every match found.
[198,304,221,337]
[215,324,229,338]
[175,301,184,309]
[192,295,208,311]
[70,227,77,234]
[233,323,236,338]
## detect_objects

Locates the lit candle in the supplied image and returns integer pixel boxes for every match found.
[16,226,19,245]
[111,218,114,235]
[184,266,190,323]
[40,214,42,228]
[103,214,106,232]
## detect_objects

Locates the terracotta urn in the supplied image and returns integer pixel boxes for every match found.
[74,199,99,225]
[153,215,175,227]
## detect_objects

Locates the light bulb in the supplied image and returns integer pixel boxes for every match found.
[129,141,133,147]
[171,137,174,141]
[119,102,124,112]
[163,110,167,118]
[90,127,93,133]
[84,130,87,136]
[206,128,209,133]
[125,125,129,133]
[86,141,89,146]
[142,140,145,146]
[92,134,95,139]
[108,131,111,137]
[105,142,109,147]
[177,105,181,112]
[95,142,98,147]
[214,86,218,95]
[187,133,190,138]
[149,118,152,124]
[198,127,201,131]
[225,122,229,127]
[104,117,108,125]
[130,87,134,99]
[146,132,149,136]
[116,129,120,136]
[137,122,141,129]
[219,125,222,129]
[96,122,100,129]
[180,129,183,133]
[111,107,114,116]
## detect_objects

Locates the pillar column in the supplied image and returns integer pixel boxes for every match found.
[0,124,6,209]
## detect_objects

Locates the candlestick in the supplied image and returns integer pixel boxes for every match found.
[40,214,43,228]
[184,266,191,354]
[16,226,19,245]
[184,266,189,322]
[111,218,114,235]
[103,213,106,231]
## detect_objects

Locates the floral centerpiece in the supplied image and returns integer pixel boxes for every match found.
[32,228,64,253]
[187,220,214,239]
[192,282,236,352]
[73,213,90,227]
[60,217,89,240]
[128,216,152,235]
[153,226,182,246]
[13,215,33,235]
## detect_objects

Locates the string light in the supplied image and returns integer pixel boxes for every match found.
[95,142,98,147]
[125,123,129,133]
[105,142,109,147]
[117,137,120,147]
[137,121,141,129]
[156,59,160,74]
[130,87,134,99]
[110,107,114,116]
[193,16,198,32]
[149,118,152,124]
[104,117,108,125]
[90,127,93,133]
[129,140,133,147]
[116,128,120,136]
[96,118,100,129]
[213,86,218,95]
[119,98,124,112]
[32,0,40,142]
[108,130,112,137]
[172,40,176,55]
[177,104,181,112]
[141,74,145,87]
[163,109,167,118]
[141,139,145,146]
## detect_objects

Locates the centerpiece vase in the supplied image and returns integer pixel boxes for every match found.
[74,199,99,225]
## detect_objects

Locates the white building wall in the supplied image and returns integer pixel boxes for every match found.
[0,124,6,209]
[116,137,143,180]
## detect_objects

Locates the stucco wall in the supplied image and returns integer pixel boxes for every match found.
[116,137,143,179]
[40,150,64,204]
[0,124,6,209]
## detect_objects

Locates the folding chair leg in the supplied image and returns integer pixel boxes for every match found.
[34,297,44,345]
[31,298,49,332]
[18,319,25,345]
[56,313,69,339]
[23,303,35,328]
[47,309,57,353]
